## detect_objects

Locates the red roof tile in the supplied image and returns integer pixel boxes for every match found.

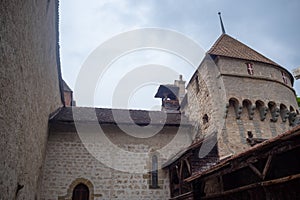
[208,34,279,66]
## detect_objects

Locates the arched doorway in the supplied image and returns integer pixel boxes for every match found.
[72,183,89,200]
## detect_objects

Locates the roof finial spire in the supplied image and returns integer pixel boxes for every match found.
[218,12,226,34]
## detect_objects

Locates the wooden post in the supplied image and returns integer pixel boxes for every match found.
[262,155,272,180]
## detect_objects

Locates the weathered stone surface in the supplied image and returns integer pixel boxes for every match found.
[2,3,299,199]
[39,125,192,200]
[217,57,298,157]
[0,1,61,199]
[183,56,298,158]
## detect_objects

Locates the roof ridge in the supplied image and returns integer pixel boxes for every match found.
[60,106,182,114]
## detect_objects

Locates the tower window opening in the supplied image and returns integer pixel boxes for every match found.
[202,114,209,124]
[247,131,253,138]
[282,71,288,84]
[195,76,200,93]
[246,63,254,75]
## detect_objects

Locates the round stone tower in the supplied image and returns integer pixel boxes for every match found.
[182,34,298,158]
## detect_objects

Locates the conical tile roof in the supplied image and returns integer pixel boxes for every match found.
[208,34,279,66]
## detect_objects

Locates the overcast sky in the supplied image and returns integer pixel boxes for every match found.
[59,0,300,110]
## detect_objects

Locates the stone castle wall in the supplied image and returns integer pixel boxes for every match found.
[0,1,62,199]
[182,57,226,141]
[39,124,192,200]
[217,57,298,157]
[182,56,298,158]
[219,57,294,88]
[183,71,213,139]
[218,57,296,106]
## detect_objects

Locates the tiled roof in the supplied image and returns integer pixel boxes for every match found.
[208,34,279,66]
[50,107,190,126]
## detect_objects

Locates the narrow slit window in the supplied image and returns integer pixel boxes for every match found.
[195,76,200,93]
[246,63,254,75]
[151,155,158,188]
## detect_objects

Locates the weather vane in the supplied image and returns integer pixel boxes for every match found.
[218,12,226,34]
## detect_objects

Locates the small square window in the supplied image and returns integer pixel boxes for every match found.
[246,63,254,75]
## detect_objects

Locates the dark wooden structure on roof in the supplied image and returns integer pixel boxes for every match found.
[165,125,300,200]
[162,134,219,200]
[62,80,75,107]
[155,84,180,111]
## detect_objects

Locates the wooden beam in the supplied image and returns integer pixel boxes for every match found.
[262,154,272,180]
[169,191,193,200]
[169,167,173,197]
[179,161,183,195]
[249,163,262,179]
[179,160,183,179]
[184,158,191,175]
[201,173,300,199]
[219,175,224,192]
[262,173,300,186]
[175,165,180,180]
[190,142,300,183]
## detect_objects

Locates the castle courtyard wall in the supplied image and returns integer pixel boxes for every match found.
[216,57,298,157]
[0,1,62,199]
[39,124,192,200]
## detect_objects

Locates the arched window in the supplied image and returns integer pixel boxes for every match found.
[151,155,158,188]
[72,183,89,200]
